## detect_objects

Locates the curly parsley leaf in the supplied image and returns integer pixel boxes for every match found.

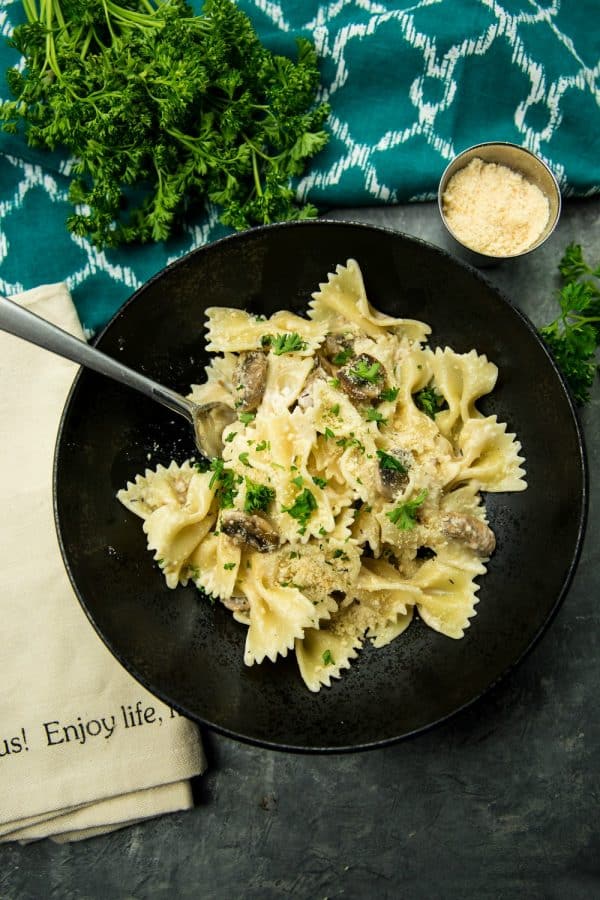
[332,348,352,366]
[413,383,448,419]
[386,490,428,531]
[209,458,241,508]
[376,449,407,474]
[1,0,329,248]
[539,244,600,405]
[244,478,275,514]
[282,487,317,534]
[271,332,308,355]
[364,408,387,425]
[348,359,382,384]
[559,242,600,283]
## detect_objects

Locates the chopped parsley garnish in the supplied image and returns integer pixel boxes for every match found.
[223,562,236,571]
[349,359,382,383]
[225,431,237,443]
[336,435,365,453]
[413,383,448,419]
[244,478,275,514]
[209,458,241,508]
[330,404,340,415]
[271,332,308,355]
[380,386,399,402]
[239,412,256,425]
[365,408,387,425]
[329,378,340,389]
[376,449,408,474]
[322,649,335,666]
[332,348,352,366]
[332,549,349,560]
[282,488,317,534]
[386,490,428,531]
[312,476,328,489]
[238,452,252,467]
[193,459,211,473]
[255,440,270,452]
[292,475,304,488]
[324,427,335,439]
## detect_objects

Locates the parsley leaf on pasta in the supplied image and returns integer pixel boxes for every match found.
[386,490,428,530]
[271,333,308,355]
[282,488,317,534]
[244,479,275,514]
[413,383,447,418]
[376,450,407,474]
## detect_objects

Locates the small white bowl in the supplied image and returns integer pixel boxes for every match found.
[438,141,561,267]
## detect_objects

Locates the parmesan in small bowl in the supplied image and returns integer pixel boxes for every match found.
[438,142,561,266]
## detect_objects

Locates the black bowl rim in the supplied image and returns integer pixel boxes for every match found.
[53,218,589,753]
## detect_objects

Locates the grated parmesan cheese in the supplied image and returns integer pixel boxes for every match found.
[442,157,550,256]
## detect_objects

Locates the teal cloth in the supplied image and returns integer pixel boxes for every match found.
[1,1,599,332]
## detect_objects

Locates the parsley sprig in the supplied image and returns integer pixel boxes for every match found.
[209,458,241,508]
[270,332,308,355]
[413,383,447,419]
[1,0,329,247]
[244,478,275,514]
[386,490,427,531]
[365,408,387,425]
[348,359,382,384]
[376,449,407,474]
[539,243,600,405]
[282,487,317,534]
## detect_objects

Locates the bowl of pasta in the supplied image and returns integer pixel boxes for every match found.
[54,220,586,751]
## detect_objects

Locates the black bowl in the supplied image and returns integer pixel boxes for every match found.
[54,220,587,752]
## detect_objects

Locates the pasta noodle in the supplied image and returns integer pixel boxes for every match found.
[117,260,527,692]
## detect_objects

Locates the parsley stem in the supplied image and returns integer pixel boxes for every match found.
[80,26,93,61]
[52,0,66,32]
[22,0,38,24]
[251,149,263,198]
[243,134,273,162]
[101,0,118,43]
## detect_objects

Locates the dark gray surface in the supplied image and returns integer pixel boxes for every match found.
[2,200,599,900]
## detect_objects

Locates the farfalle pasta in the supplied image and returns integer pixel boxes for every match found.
[117,260,527,692]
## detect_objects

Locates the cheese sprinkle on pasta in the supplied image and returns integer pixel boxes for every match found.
[117,260,527,692]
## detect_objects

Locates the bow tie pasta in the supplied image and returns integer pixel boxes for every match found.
[117,260,526,692]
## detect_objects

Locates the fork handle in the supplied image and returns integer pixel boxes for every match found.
[0,294,195,424]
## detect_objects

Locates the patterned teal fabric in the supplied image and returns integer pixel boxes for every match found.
[1,1,599,332]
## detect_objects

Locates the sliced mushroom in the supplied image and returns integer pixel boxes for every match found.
[221,511,279,553]
[441,513,496,557]
[220,594,250,613]
[234,351,268,412]
[322,333,353,363]
[377,448,411,500]
[338,353,386,403]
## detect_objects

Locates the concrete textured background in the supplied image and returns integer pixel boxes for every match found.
[1,198,599,899]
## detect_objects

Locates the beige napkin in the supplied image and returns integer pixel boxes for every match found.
[0,283,206,844]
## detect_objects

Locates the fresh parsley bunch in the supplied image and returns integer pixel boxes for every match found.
[1,0,329,247]
[539,244,600,405]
